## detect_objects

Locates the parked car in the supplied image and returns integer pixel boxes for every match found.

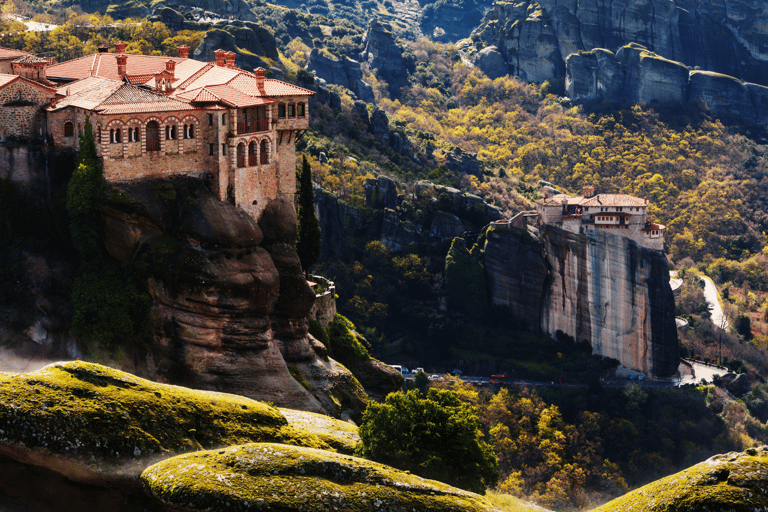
[452,369,463,376]
[429,374,444,381]
[414,367,425,374]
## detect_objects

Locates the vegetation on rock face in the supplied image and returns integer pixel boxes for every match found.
[593,446,768,512]
[296,155,322,274]
[142,442,500,512]
[358,388,499,494]
[278,407,360,454]
[0,361,337,462]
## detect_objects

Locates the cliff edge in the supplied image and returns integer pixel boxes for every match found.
[484,223,678,378]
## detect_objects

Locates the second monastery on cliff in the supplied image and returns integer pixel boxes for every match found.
[0,43,313,221]
[536,185,666,251]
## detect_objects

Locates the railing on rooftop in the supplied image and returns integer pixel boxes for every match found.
[237,119,269,135]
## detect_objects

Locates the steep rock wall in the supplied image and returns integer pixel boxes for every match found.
[471,0,768,87]
[484,223,678,378]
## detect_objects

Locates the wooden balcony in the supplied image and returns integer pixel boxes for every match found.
[237,119,269,135]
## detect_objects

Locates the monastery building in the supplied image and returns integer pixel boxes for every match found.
[536,185,665,251]
[0,42,314,221]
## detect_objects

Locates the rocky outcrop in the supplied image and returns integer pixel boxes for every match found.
[419,0,492,43]
[483,223,678,378]
[360,20,408,96]
[306,49,375,104]
[101,176,366,418]
[594,447,768,511]
[471,0,768,87]
[365,175,398,209]
[474,46,509,80]
[192,22,279,71]
[566,44,768,122]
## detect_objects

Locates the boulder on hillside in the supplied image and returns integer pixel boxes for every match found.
[688,70,755,119]
[444,147,481,177]
[719,372,751,397]
[617,44,689,104]
[594,447,768,511]
[419,0,493,43]
[306,49,375,104]
[474,46,509,80]
[369,107,390,142]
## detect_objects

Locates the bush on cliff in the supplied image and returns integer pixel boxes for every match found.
[357,388,499,494]
[328,313,370,361]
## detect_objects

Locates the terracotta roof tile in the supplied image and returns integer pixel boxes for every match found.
[262,78,314,97]
[0,47,30,59]
[49,77,193,114]
[0,72,57,94]
[580,194,648,207]
[47,53,187,81]
[125,74,155,85]
[176,84,275,107]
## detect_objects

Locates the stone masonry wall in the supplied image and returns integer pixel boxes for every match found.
[0,81,54,139]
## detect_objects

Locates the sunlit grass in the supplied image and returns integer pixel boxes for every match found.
[485,490,555,512]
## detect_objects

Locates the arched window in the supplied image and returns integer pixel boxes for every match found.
[64,122,74,137]
[260,139,269,164]
[248,141,256,166]
[146,121,160,151]
[236,142,246,168]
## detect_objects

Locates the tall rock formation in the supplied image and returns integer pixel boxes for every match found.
[100,176,368,418]
[470,0,768,88]
[360,20,408,97]
[483,223,678,378]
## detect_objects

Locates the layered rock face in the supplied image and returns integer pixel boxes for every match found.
[192,22,279,71]
[566,44,768,122]
[483,223,678,378]
[306,49,375,103]
[360,20,408,97]
[101,176,366,417]
[471,0,768,88]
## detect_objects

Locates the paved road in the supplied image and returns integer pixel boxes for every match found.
[701,275,729,331]
[678,359,729,385]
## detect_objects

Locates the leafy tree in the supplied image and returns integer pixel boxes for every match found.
[358,388,498,493]
[66,117,103,261]
[296,155,321,273]
[444,237,487,318]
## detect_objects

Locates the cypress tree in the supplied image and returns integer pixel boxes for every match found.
[66,117,104,260]
[296,155,321,274]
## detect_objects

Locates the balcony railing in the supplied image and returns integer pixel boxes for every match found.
[146,139,160,152]
[237,119,269,135]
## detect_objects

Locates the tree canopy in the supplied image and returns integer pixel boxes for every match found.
[358,388,498,493]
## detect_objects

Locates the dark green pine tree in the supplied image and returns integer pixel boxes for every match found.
[66,117,104,261]
[296,155,321,274]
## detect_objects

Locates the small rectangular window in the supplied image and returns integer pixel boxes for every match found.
[209,143,214,156]
[208,113,213,126]
[222,143,226,156]
[222,113,227,126]
[278,103,286,118]
[287,104,295,118]
[297,103,305,117]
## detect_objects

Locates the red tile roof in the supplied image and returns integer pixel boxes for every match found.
[0,73,57,94]
[263,78,314,97]
[177,84,275,107]
[49,77,193,115]
[580,194,648,207]
[47,53,187,82]
[0,47,30,60]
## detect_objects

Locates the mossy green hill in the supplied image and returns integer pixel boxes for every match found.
[593,447,768,512]
[0,361,335,468]
[142,442,500,512]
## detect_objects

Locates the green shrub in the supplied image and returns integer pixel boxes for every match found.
[328,314,369,361]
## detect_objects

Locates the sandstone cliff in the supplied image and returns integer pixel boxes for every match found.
[100,176,367,418]
[483,223,678,378]
[306,49,375,104]
[470,0,768,88]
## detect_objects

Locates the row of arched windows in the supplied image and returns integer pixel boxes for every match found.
[236,139,270,167]
[90,119,199,149]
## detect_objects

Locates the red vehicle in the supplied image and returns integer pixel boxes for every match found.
[490,374,506,384]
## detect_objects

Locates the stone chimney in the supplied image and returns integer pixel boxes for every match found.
[225,51,236,69]
[583,185,595,198]
[114,41,127,54]
[177,45,189,59]
[11,56,49,82]
[254,67,266,95]
[97,44,109,53]
[116,54,127,78]
[165,60,176,78]
[214,49,227,67]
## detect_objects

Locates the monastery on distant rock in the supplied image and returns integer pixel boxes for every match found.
[536,186,665,251]
[0,43,314,221]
